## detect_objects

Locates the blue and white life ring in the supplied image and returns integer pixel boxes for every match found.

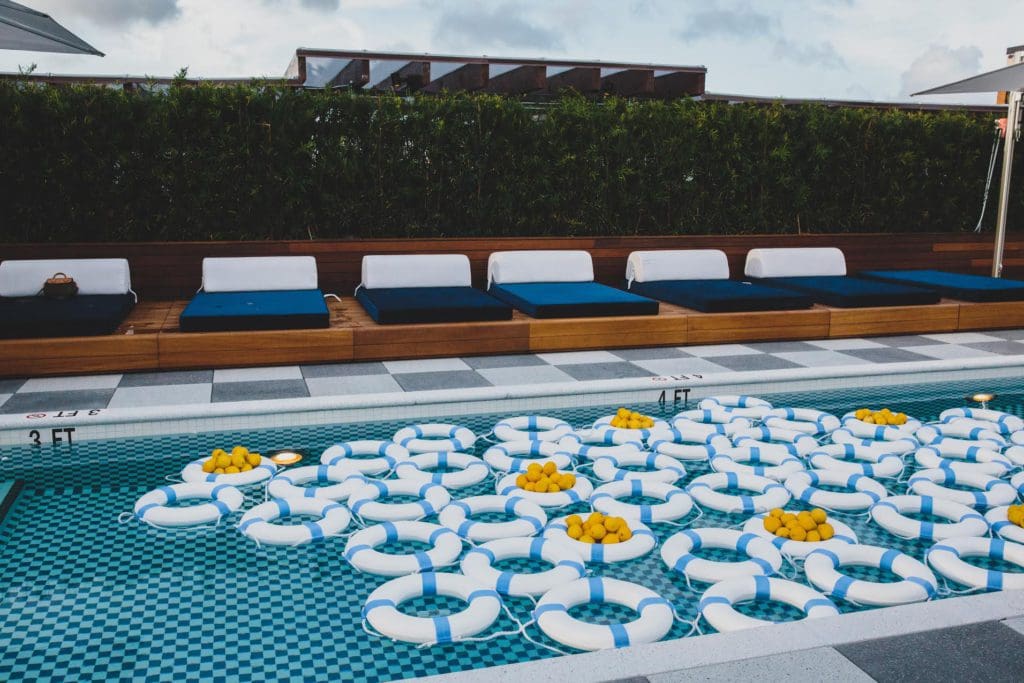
[731,426,818,458]
[393,423,477,454]
[913,444,1013,476]
[437,495,546,542]
[869,495,989,541]
[927,536,1024,590]
[709,448,804,482]
[916,423,1007,449]
[460,537,586,597]
[807,443,905,479]
[699,576,838,632]
[804,544,937,606]
[646,426,732,461]
[590,480,693,523]
[907,468,1018,510]
[134,482,243,527]
[742,514,858,559]
[345,521,463,576]
[181,456,277,487]
[841,413,921,441]
[660,528,782,584]
[763,408,841,436]
[940,407,1023,434]
[829,429,918,455]
[783,470,887,512]
[985,506,1024,544]
[320,440,410,475]
[557,432,644,460]
[266,464,365,501]
[482,440,573,472]
[698,395,772,420]
[492,415,573,443]
[672,410,752,435]
[238,497,351,546]
[533,577,674,651]
[685,472,791,515]
[394,451,490,489]
[544,517,657,563]
[496,472,593,508]
[591,451,686,484]
[348,479,452,522]
[592,415,671,443]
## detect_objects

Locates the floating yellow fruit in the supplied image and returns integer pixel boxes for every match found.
[225,465,240,474]
[763,517,781,533]
[566,514,583,527]
[776,526,791,538]
[543,461,557,476]
[602,534,620,544]
[589,524,607,540]
[214,468,225,474]
[798,516,817,532]
[216,454,232,469]
[231,446,248,458]
[579,535,595,544]
[618,526,633,541]
[246,452,261,466]
[561,474,576,489]
[518,462,576,492]
[818,523,835,540]
[1008,505,1024,527]
[806,530,821,543]
[605,517,622,533]
[567,524,583,539]
[790,526,807,542]
[211,448,227,459]
[769,508,784,519]
[516,474,529,488]
[780,513,796,525]
[810,508,827,524]
[525,470,541,483]
[241,463,253,472]
[588,512,604,525]
[201,459,217,473]
[528,462,542,472]
[231,452,246,468]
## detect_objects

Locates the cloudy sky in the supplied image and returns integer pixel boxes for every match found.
[5,0,1023,104]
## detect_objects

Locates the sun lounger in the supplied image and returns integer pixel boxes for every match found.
[860,269,1024,303]
[179,257,330,332]
[356,254,512,324]
[744,248,939,308]
[487,250,659,318]
[625,249,813,312]
[0,258,136,338]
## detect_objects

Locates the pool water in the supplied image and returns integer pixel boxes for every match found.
[2,376,1024,681]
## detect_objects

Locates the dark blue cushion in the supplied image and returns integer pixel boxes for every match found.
[861,269,1024,303]
[0,294,134,339]
[179,290,329,332]
[356,286,513,324]
[754,276,939,308]
[628,279,813,313]
[489,282,659,318]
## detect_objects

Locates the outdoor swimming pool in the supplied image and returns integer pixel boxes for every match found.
[2,375,1024,681]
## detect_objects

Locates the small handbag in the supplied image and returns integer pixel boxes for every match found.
[42,272,79,299]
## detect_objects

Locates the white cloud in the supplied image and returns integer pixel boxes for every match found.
[899,44,983,97]
[435,3,564,51]
[37,0,181,27]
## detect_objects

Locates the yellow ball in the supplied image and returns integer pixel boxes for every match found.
[589,524,607,540]
[780,513,796,525]
[567,524,584,539]
[201,459,217,473]
[528,462,542,472]
[605,517,622,533]
[587,511,604,525]
[1008,506,1023,525]
[241,463,253,472]
[216,454,232,469]
[895,412,908,425]
[224,465,240,474]
[763,517,782,533]
[231,452,246,468]
[790,526,807,542]
[516,474,529,488]
[214,468,225,474]
[769,508,784,519]
[805,530,821,543]
[617,407,630,418]
[542,461,557,476]
[547,483,560,493]
[862,415,875,424]
[526,470,541,483]
[246,452,261,466]
[579,535,595,544]
[855,408,869,419]
[775,526,791,538]
[618,526,633,541]
[810,508,827,524]
[536,477,550,490]
[566,514,583,527]
[211,448,227,458]
[231,446,249,458]
[602,534,620,544]
[560,474,576,489]
[818,523,835,540]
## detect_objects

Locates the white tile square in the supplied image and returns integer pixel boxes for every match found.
[921,332,1003,344]
[630,358,730,376]
[0,393,11,407]
[107,384,212,408]
[807,338,888,350]
[306,375,404,396]
[534,351,623,365]
[213,366,302,383]
[382,358,470,374]
[774,350,875,367]
[19,374,122,393]
[899,344,998,360]
[477,365,576,386]
[679,344,760,357]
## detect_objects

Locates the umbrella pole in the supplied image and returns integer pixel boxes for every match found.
[992,90,1021,278]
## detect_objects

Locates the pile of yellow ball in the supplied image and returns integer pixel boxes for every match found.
[1007,504,1024,528]
[853,407,908,426]
[516,461,577,493]
[762,508,835,542]
[565,511,632,545]
[201,446,262,475]
[609,407,655,430]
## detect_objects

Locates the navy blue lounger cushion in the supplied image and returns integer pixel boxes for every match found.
[860,269,1024,303]
[628,279,813,313]
[488,282,659,318]
[356,286,513,324]
[179,290,330,332]
[753,276,939,308]
[0,294,134,339]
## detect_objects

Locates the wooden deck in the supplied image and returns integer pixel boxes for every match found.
[3,297,1023,377]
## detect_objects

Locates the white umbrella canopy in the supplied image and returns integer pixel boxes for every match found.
[0,0,103,56]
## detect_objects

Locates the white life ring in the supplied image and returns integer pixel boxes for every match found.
[238,497,351,545]
[763,408,841,436]
[344,521,463,576]
[590,480,693,523]
[686,472,791,515]
[927,536,1024,591]
[533,577,674,651]
[807,443,905,479]
[592,415,671,443]
[830,429,918,455]
[698,395,772,419]
[266,464,364,501]
[492,415,573,443]
[558,432,644,459]
[731,426,819,457]
[482,440,573,472]
[674,409,753,435]
[393,423,477,454]
[348,479,452,522]
[699,576,838,632]
[940,407,1023,434]
[544,517,657,563]
[709,448,804,482]
[742,514,857,559]
[320,440,410,475]
[985,506,1024,544]
[840,415,921,442]
[496,472,593,508]
[362,572,500,644]
[438,495,547,541]
[660,528,782,584]
[916,424,1006,449]
[804,544,937,606]
[908,468,1017,509]
[394,452,490,489]
[460,537,586,597]
[134,483,243,527]
[647,426,732,461]
[1002,446,1024,467]
[784,470,887,512]
[1013,431,1024,447]
[913,444,1012,477]
[1014,471,1024,493]
[870,495,989,541]
[181,456,277,487]
[591,451,686,484]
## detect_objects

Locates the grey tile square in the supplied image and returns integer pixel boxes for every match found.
[652,647,873,682]
[773,350,875,367]
[306,375,403,396]
[841,347,937,364]
[557,362,652,381]
[900,344,997,360]
[0,393,11,408]
[392,370,492,392]
[0,389,115,414]
[965,340,1024,356]
[460,354,548,369]
[870,334,946,347]
[476,365,576,386]
[0,378,25,393]
[300,362,388,378]
[210,379,309,403]
[383,358,471,373]
[118,370,213,387]
[612,347,692,361]
[213,366,302,383]
[631,357,731,376]
[705,354,803,371]
[984,329,1024,341]
[108,384,211,408]
[19,375,121,392]
[808,338,887,350]
[837,621,1024,683]
[743,341,820,353]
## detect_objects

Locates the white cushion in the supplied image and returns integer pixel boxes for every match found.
[744,248,847,278]
[487,250,594,285]
[202,256,319,293]
[361,254,471,289]
[0,258,132,297]
[626,250,729,284]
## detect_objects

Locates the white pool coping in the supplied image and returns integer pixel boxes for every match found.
[2,355,1023,446]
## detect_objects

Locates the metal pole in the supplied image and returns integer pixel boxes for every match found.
[992,90,1020,278]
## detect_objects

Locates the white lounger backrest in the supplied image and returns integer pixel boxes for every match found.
[487,250,594,287]
[625,250,730,286]
[744,247,847,278]
[202,256,319,293]
[361,254,472,289]
[0,258,133,297]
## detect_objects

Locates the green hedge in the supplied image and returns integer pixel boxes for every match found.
[0,80,1012,241]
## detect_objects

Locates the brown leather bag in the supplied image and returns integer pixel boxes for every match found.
[42,272,78,299]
